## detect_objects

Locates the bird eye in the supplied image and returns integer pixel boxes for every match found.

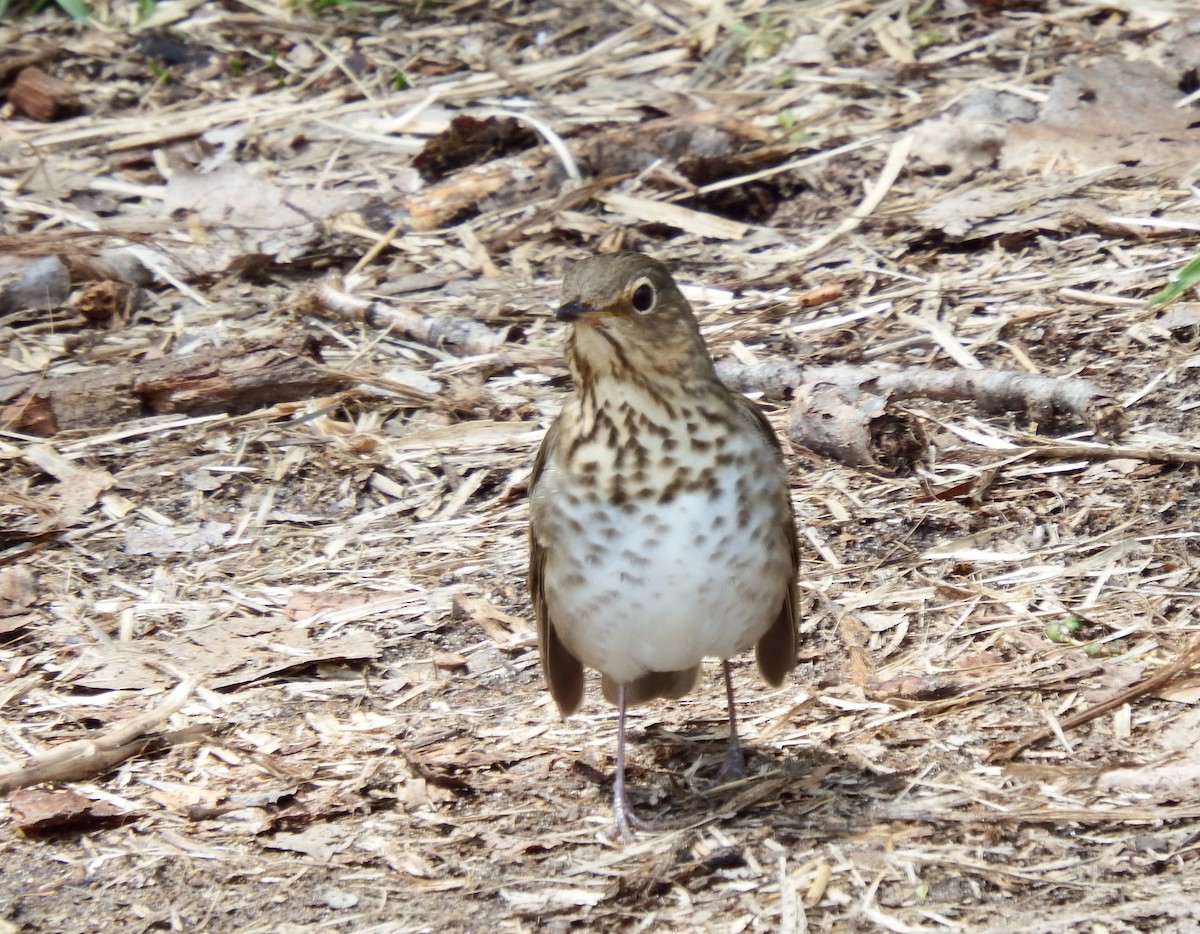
[631,280,655,314]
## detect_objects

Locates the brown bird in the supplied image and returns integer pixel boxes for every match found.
[528,252,798,841]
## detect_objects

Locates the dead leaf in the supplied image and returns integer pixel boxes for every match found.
[143,779,223,814]
[359,834,435,877]
[0,613,36,636]
[0,254,69,313]
[433,652,468,671]
[1158,303,1200,333]
[286,589,424,620]
[69,616,379,691]
[1155,677,1200,705]
[11,788,131,834]
[1002,60,1200,181]
[161,162,356,271]
[911,88,1036,181]
[264,824,348,862]
[868,675,960,701]
[15,445,113,529]
[450,593,530,644]
[0,566,36,610]
[413,115,538,182]
[858,611,907,632]
[124,520,230,556]
[163,162,348,232]
[1096,704,1200,795]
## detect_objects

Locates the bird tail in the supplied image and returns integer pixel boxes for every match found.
[601,666,702,707]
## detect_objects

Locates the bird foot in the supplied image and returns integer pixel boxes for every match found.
[713,660,747,787]
[711,742,746,787]
[604,790,655,843]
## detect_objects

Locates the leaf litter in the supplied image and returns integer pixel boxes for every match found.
[1,1,1200,931]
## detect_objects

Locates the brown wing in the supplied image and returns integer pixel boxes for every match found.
[528,417,586,716]
[732,393,800,687]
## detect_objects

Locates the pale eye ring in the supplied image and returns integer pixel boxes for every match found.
[630,279,656,313]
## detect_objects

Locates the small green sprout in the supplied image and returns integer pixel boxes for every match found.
[1151,252,1200,305]
[1045,614,1083,643]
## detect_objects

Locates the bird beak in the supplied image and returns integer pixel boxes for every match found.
[555,299,591,321]
[556,299,615,322]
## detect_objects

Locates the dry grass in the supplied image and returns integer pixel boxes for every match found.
[2,1,1200,931]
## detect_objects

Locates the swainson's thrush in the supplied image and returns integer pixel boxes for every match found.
[528,252,798,841]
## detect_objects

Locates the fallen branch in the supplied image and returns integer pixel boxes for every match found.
[716,359,1126,471]
[1012,440,1200,466]
[0,332,352,436]
[716,361,1122,432]
[788,377,929,474]
[313,288,1145,474]
[986,638,1200,764]
[316,283,510,355]
[0,678,202,793]
[314,283,559,368]
[397,109,781,232]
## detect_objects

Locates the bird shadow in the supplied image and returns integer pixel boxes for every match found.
[611,721,908,842]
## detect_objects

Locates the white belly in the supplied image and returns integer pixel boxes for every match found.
[536,465,790,685]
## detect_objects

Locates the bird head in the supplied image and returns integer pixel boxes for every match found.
[557,252,715,385]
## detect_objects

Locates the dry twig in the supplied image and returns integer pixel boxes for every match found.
[0,678,201,793]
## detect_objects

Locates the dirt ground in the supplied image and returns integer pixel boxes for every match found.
[3,1,1200,931]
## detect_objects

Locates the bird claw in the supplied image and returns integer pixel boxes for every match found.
[605,791,655,843]
[712,743,746,787]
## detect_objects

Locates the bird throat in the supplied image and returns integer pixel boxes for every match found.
[561,330,744,507]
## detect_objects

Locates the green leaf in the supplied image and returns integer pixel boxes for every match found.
[55,0,92,21]
[1151,252,1200,305]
